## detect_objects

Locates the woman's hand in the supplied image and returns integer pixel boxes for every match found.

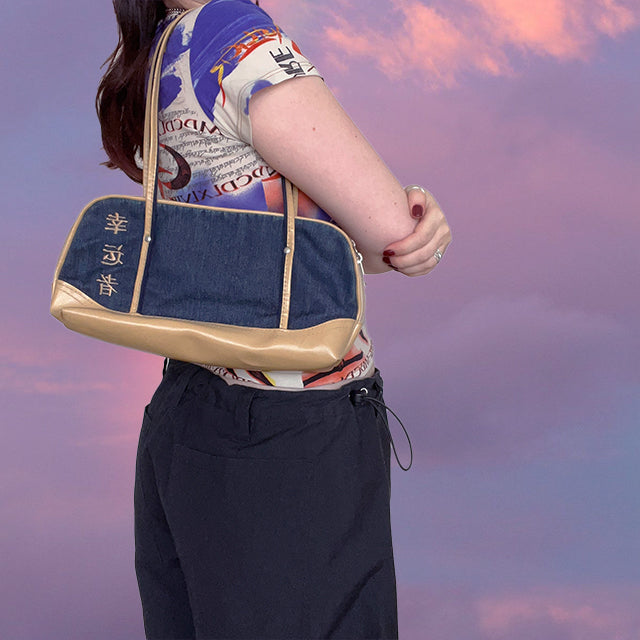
[382,186,452,277]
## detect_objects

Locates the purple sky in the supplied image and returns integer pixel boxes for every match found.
[2,0,640,638]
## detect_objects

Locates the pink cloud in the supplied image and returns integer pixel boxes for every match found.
[1,326,66,368]
[1,317,161,399]
[472,0,638,57]
[0,328,113,394]
[321,0,639,85]
[325,3,490,87]
[476,586,640,638]
[397,584,481,638]
[373,294,637,464]
[395,584,640,639]
[595,0,639,35]
[474,0,586,58]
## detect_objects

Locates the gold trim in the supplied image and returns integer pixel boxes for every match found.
[130,17,181,313]
[279,180,297,329]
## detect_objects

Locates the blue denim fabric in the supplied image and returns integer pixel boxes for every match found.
[59,199,359,328]
[58,197,145,313]
[289,221,359,329]
[139,203,286,327]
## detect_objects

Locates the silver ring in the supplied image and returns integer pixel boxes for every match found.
[433,249,443,263]
[404,184,427,195]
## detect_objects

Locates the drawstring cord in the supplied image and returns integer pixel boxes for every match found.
[350,388,413,471]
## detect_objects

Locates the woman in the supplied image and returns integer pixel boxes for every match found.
[97,1,451,638]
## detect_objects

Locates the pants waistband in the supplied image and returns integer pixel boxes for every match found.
[162,359,411,470]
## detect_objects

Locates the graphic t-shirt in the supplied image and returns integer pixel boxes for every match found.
[155,0,373,389]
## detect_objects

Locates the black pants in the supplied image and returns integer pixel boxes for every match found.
[134,360,398,639]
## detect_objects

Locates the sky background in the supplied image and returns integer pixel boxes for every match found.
[2,0,639,638]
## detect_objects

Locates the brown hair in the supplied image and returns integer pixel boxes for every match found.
[97,1,262,182]
[96,0,166,183]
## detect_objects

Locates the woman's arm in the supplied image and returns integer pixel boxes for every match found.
[249,76,422,273]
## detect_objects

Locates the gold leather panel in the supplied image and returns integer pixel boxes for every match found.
[52,281,361,371]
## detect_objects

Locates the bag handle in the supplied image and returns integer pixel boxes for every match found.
[131,11,298,328]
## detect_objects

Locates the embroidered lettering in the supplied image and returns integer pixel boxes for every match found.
[101,244,124,267]
[97,274,118,297]
[105,212,128,235]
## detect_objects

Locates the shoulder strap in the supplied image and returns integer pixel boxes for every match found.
[131,11,299,319]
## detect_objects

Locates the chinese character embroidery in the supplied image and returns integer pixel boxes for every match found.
[105,212,129,235]
[97,274,118,297]
[101,244,124,267]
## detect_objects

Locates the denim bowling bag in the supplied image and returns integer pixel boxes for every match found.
[50,12,364,371]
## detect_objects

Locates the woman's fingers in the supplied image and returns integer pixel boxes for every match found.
[383,187,452,276]
[404,184,428,220]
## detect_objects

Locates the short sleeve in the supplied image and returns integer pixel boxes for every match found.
[189,0,322,145]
